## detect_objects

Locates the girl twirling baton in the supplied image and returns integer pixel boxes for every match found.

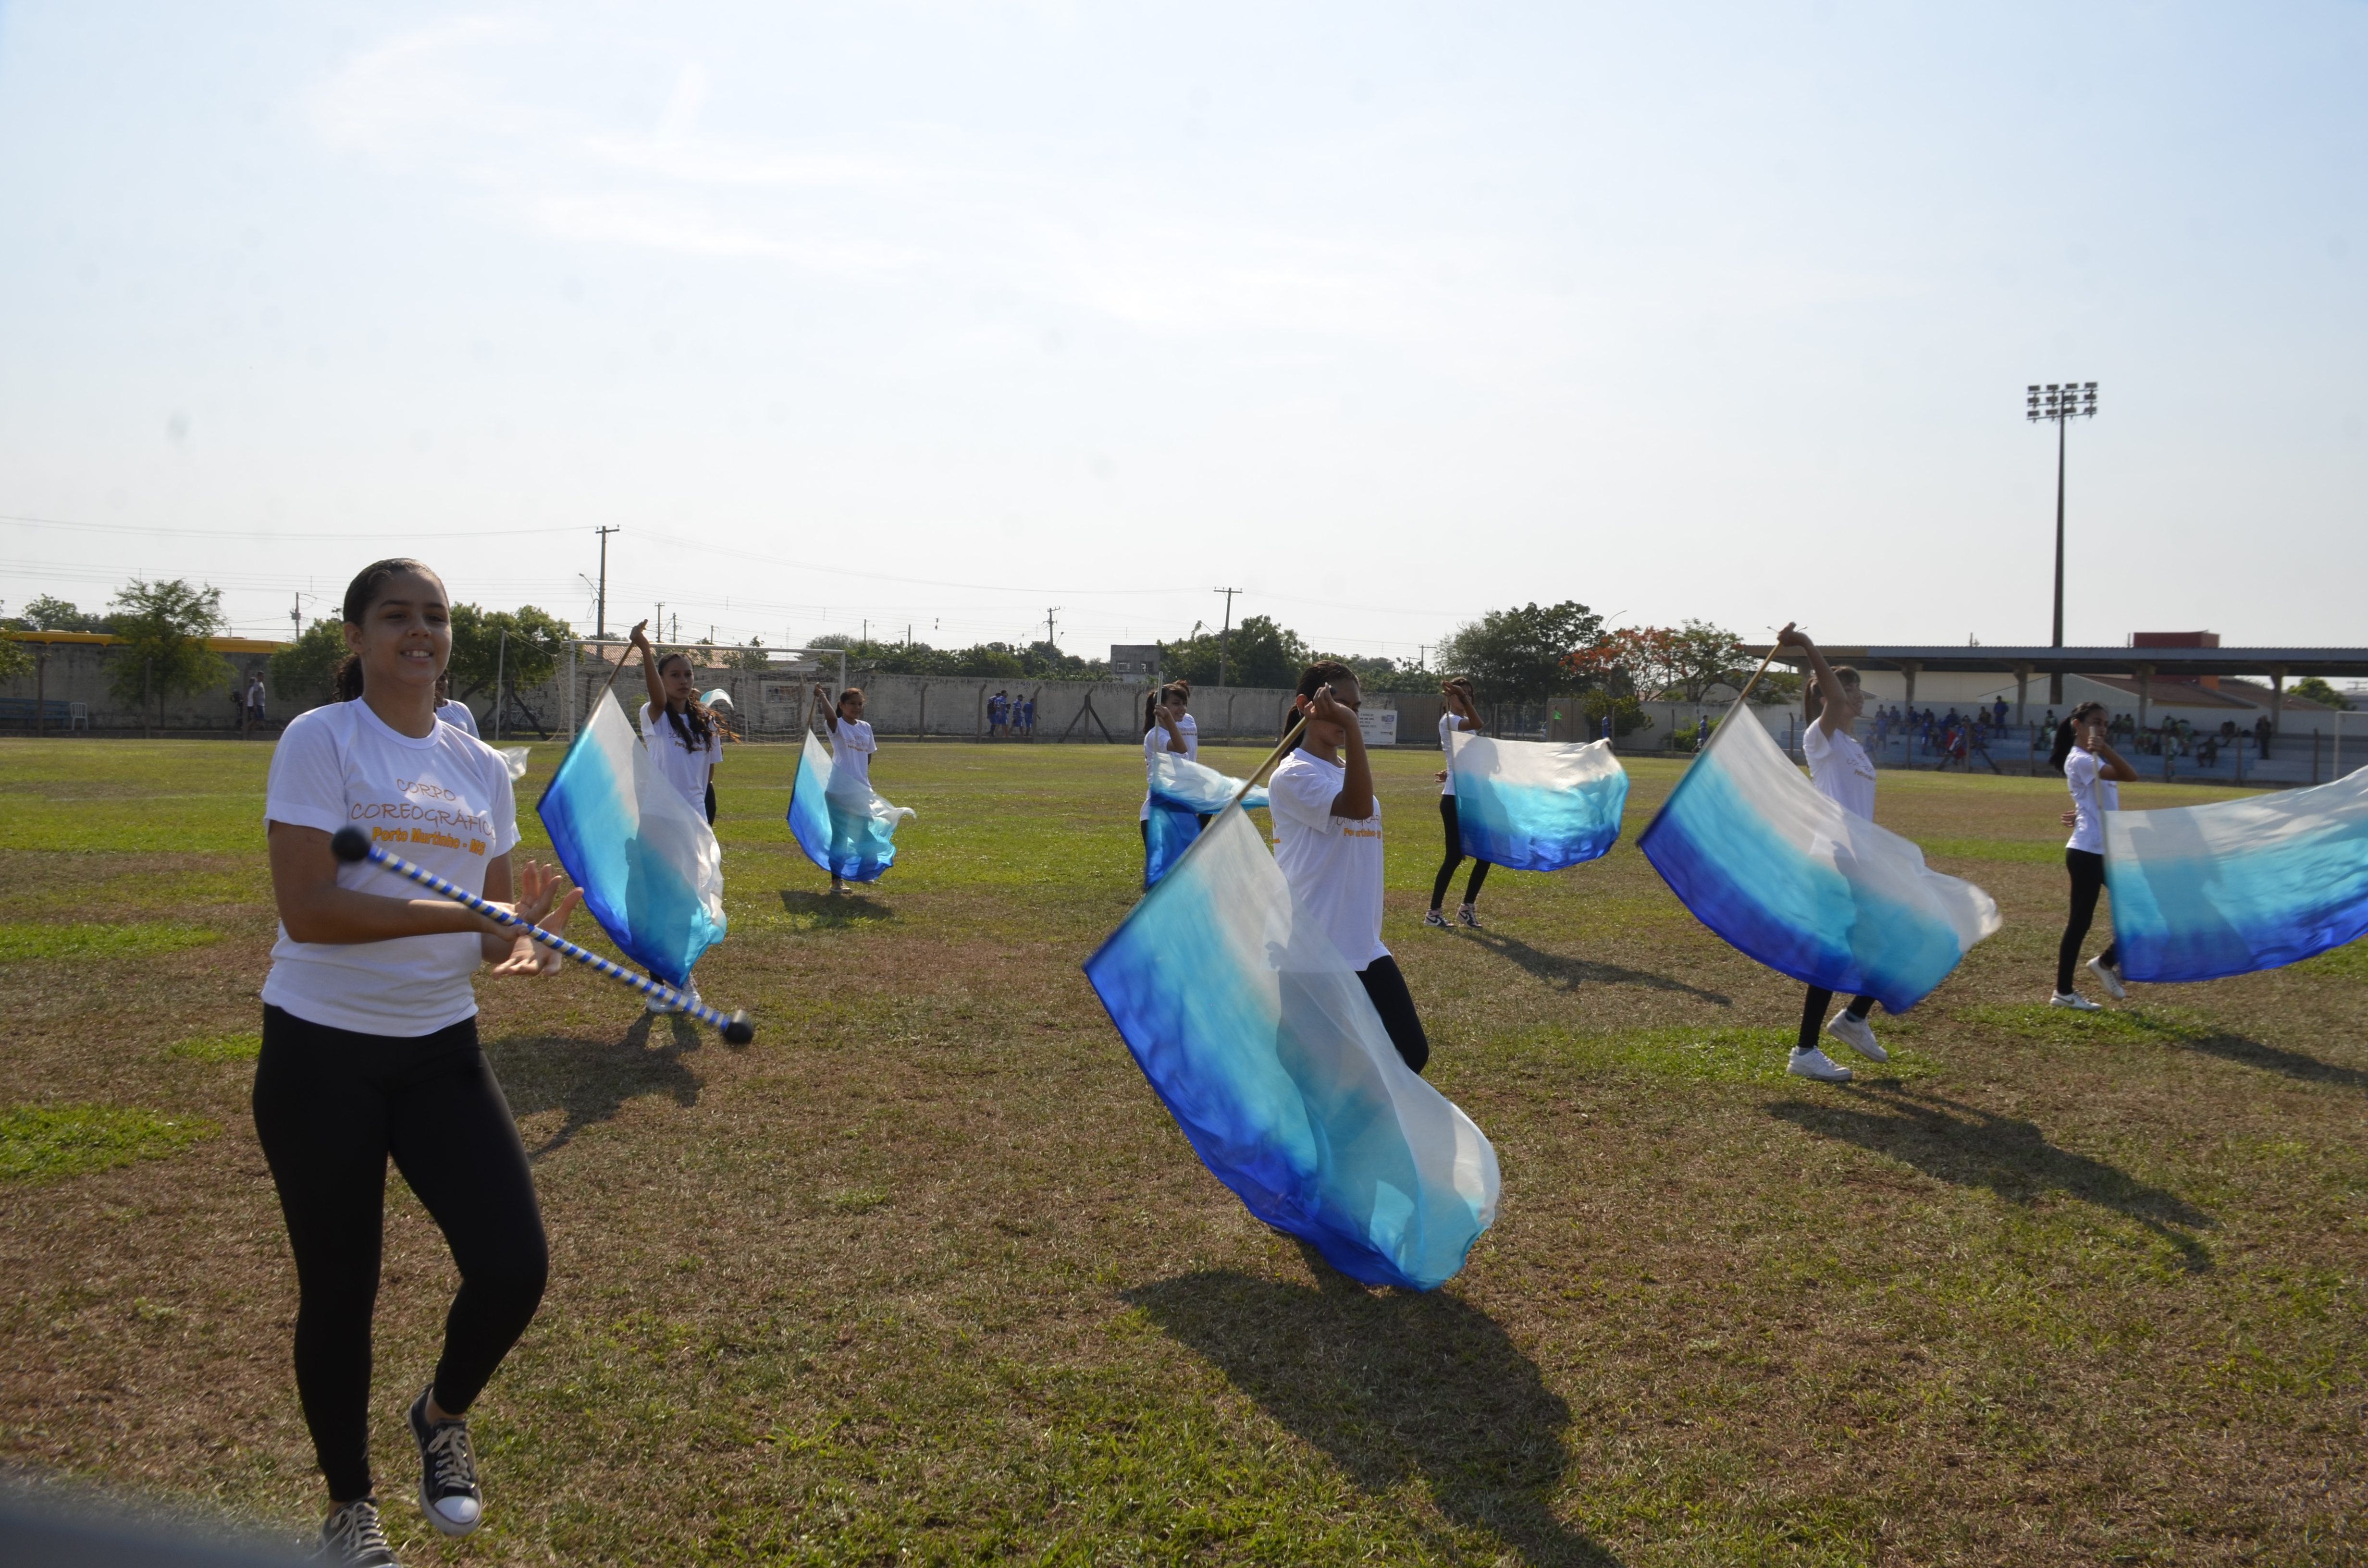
[259,558,581,1567]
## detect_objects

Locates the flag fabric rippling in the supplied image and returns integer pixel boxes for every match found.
[1144,753,1269,889]
[2105,768,2368,981]
[1447,732,1628,872]
[1638,707,1999,1013]
[536,690,727,986]
[1085,807,1500,1290]
[787,731,914,883]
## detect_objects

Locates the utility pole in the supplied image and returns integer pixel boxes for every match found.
[1046,607,1061,649]
[2026,381,2098,705]
[656,602,665,645]
[290,592,303,638]
[1213,587,1241,687]
[592,526,620,637]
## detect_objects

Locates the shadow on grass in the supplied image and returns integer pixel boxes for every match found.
[777,889,894,927]
[2179,1031,2368,1092]
[487,1012,703,1162]
[1125,1264,1620,1567]
[1463,930,1730,1005]
[1769,1084,2214,1271]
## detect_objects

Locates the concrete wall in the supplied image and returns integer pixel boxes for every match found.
[0,639,279,735]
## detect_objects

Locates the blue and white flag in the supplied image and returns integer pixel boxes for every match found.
[1447,731,1628,871]
[1638,706,1999,1013]
[2105,767,2368,982]
[1144,753,1269,889]
[1085,807,1500,1290]
[536,689,727,986]
[787,731,914,883]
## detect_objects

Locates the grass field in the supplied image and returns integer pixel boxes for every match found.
[1,736,2363,1566]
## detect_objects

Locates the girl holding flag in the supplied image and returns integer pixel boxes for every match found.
[630,621,724,826]
[1270,661,1431,1074]
[1427,675,1492,931]
[2049,701,2138,1009]
[259,558,581,1566]
[815,684,880,892]
[1140,683,1194,855]
[1776,623,1892,1083]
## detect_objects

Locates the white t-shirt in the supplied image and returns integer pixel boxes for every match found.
[639,701,720,814]
[1802,719,1876,822]
[1438,712,1472,796]
[435,699,479,738]
[2065,748,2119,854]
[1176,712,1199,759]
[1267,748,1388,969]
[830,717,877,793]
[261,699,520,1037]
[1140,722,1195,820]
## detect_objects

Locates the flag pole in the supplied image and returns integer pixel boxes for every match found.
[1730,644,1784,710]
[1227,713,1309,812]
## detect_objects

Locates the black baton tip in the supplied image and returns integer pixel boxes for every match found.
[331,826,371,864]
[722,1011,755,1046]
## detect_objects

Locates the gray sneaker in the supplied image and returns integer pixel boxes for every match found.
[1456,903,1483,929]
[2087,955,2127,1001]
[318,1498,398,1567]
[407,1384,483,1538]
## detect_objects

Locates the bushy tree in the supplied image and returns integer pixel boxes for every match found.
[1162,615,1310,689]
[271,618,350,708]
[447,604,571,710]
[2291,676,2355,711]
[726,637,773,672]
[8,594,112,633]
[1435,601,1604,706]
[0,610,26,682]
[106,577,230,722]
[1314,651,1403,688]
[1668,619,1750,703]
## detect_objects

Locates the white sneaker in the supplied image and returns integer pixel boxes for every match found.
[1456,904,1483,929]
[1787,1045,1853,1083]
[1825,1010,1887,1062]
[1422,909,1452,930]
[2049,991,2102,1012]
[2087,955,2127,1001]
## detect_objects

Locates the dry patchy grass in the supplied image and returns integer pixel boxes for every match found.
[0,737,2362,1565]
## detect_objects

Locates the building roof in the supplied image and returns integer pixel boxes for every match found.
[1746,644,2368,679]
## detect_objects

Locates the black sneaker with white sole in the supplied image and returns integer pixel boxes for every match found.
[318,1497,399,1566]
[407,1384,484,1538]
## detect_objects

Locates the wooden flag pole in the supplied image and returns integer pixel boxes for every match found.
[1730,644,1785,710]
[1228,713,1309,812]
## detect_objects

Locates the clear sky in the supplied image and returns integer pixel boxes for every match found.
[1,1,2362,662]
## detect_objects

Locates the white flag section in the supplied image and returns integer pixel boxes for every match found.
[1446,731,1628,871]
[1084,807,1500,1290]
[536,689,728,986]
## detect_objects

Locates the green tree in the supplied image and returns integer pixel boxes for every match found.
[2290,676,2355,711]
[271,618,350,708]
[1162,615,1310,689]
[7,594,112,633]
[1435,601,1604,706]
[0,612,27,682]
[106,577,230,724]
[1668,619,1751,703]
[446,604,571,711]
[726,637,773,672]
[1314,651,1403,688]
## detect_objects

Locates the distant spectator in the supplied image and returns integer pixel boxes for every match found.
[2255,714,2273,760]
[1992,698,2009,731]
[247,674,267,727]
[433,673,479,738]
[988,689,1009,738]
[1020,695,1036,736]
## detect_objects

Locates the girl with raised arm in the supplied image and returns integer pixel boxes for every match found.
[1427,675,1492,930]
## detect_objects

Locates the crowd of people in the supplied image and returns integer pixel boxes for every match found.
[987,689,1036,738]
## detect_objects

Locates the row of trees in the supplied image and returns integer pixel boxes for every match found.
[272,605,573,718]
[1,582,240,727]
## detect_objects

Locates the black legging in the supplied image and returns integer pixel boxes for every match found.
[1357,956,1430,1074]
[2059,848,2119,992]
[1430,796,1492,911]
[252,1006,548,1504]
[1800,986,1875,1051]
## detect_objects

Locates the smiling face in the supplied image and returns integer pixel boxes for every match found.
[839,690,866,722]
[343,568,449,699]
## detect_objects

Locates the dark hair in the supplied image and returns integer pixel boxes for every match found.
[1801,664,1861,723]
[654,651,722,748]
[1288,661,1356,747]
[334,558,443,702]
[1145,681,1187,734]
[836,686,865,718]
[2048,701,2109,773]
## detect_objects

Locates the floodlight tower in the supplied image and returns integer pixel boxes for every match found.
[2028,380,2098,703]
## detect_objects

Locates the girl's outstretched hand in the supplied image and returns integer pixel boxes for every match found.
[488,860,582,977]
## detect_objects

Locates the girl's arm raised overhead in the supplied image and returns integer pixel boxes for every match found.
[629,620,665,720]
[1776,622,1850,737]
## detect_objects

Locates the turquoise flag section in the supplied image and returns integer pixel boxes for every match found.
[2105,767,2368,982]
[1638,707,1999,1014]
[1085,807,1500,1291]
[787,731,914,883]
[536,690,727,986]
[1143,752,1270,890]
[1447,731,1628,872]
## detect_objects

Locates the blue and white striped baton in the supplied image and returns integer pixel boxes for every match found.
[331,825,754,1043]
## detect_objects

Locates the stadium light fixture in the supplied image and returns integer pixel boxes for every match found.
[2028,380,2098,703]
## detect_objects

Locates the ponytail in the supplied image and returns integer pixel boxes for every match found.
[2050,701,2108,774]
[334,655,364,702]
[654,653,717,749]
